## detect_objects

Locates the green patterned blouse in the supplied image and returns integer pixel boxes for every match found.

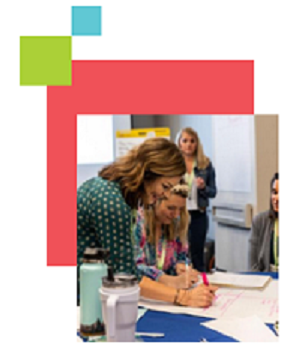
[77,177,138,285]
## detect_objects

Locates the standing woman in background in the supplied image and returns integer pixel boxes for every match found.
[176,127,217,272]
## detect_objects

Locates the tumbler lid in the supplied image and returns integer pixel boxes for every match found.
[83,247,109,263]
[102,273,138,288]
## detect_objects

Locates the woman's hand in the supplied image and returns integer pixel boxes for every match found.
[176,284,218,308]
[195,177,205,189]
[172,270,199,289]
[176,263,198,276]
[176,262,189,275]
[176,263,199,278]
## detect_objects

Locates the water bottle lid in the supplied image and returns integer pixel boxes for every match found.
[102,273,138,288]
[83,247,110,262]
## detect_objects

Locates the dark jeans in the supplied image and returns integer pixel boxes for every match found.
[188,210,207,272]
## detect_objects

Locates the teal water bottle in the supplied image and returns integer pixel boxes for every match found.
[80,247,109,337]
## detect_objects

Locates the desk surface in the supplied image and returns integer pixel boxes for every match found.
[78,272,278,342]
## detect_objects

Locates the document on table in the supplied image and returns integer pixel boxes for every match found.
[207,272,271,290]
[139,280,278,324]
[202,315,278,342]
[137,308,148,321]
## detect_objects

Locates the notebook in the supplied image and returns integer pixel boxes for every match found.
[206,272,272,290]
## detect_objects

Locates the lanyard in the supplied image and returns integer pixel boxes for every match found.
[273,219,279,267]
[157,238,167,270]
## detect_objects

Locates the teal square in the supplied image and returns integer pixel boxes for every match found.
[72,6,102,36]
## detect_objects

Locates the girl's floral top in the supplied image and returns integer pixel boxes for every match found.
[134,207,190,281]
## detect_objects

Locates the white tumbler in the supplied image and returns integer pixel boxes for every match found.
[100,273,140,342]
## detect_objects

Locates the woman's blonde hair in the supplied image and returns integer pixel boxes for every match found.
[175,127,210,170]
[100,138,186,208]
[144,180,189,245]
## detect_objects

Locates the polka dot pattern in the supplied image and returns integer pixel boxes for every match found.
[77,177,138,289]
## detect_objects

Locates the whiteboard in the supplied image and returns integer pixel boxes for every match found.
[213,115,253,193]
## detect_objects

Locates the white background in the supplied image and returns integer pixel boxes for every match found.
[77,115,114,164]
[1,0,299,346]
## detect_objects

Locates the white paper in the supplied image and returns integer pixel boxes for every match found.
[116,135,170,158]
[137,308,148,321]
[139,280,278,324]
[207,271,271,289]
[202,315,278,342]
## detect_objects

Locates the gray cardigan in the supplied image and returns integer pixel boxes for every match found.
[249,210,275,272]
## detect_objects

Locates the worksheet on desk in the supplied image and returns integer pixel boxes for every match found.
[207,272,271,289]
[139,280,278,324]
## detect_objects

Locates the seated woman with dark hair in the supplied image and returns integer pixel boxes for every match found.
[250,173,279,272]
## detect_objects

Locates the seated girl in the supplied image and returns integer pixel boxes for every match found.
[135,181,208,290]
[250,173,279,272]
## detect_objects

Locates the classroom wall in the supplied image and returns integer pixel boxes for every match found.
[77,115,131,188]
[131,115,156,128]
[255,115,279,214]
[212,115,256,272]
[155,115,213,160]
[212,115,278,272]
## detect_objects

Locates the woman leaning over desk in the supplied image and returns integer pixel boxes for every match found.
[176,127,217,272]
[135,181,218,306]
[77,138,215,307]
[250,173,279,272]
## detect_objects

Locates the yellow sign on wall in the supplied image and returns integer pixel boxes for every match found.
[116,128,170,158]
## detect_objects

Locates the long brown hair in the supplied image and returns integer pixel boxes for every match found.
[100,138,186,208]
[269,172,279,219]
[175,127,210,170]
[144,180,189,245]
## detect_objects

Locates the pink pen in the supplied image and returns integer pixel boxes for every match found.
[202,273,217,304]
[202,272,209,286]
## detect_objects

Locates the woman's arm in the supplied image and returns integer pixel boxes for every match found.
[134,226,187,289]
[139,276,217,308]
[175,239,199,283]
[196,163,217,201]
[93,182,138,277]
[203,163,217,198]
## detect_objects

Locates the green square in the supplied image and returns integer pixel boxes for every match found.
[20,36,72,86]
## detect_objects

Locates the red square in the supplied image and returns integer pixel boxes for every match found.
[47,60,254,266]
